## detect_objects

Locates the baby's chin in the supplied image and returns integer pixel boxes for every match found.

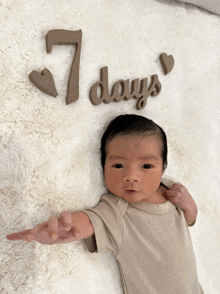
[112,191,144,203]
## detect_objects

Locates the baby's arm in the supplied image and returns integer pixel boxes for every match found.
[163,183,197,226]
[6,211,94,245]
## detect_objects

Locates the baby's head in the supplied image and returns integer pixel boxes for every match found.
[101,114,167,171]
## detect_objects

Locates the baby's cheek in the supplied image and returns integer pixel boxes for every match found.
[144,172,162,187]
[105,172,115,188]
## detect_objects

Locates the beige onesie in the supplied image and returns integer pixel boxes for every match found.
[83,189,203,294]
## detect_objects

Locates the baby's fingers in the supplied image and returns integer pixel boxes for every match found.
[59,211,72,231]
[27,222,47,241]
[165,190,176,197]
[6,229,33,241]
[170,183,184,191]
[48,217,58,240]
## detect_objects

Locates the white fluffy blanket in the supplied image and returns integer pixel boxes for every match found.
[1,0,220,293]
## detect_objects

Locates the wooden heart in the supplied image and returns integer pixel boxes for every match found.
[159,53,174,75]
[29,68,58,97]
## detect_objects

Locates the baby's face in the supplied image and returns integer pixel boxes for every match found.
[104,135,165,204]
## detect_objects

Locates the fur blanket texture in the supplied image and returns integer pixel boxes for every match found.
[1,0,220,293]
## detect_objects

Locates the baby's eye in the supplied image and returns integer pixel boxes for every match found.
[142,164,153,169]
[113,164,124,169]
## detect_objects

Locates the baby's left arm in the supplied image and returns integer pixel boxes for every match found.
[163,183,197,226]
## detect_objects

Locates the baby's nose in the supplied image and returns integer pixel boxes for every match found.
[123,169,140,182]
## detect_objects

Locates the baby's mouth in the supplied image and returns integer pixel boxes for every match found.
[125,189,138,195]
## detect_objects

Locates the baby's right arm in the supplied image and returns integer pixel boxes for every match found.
[6,211,94,245]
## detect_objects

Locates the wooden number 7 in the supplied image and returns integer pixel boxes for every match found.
[46,29,82,105]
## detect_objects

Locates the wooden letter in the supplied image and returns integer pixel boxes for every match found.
[46,29,82,105]
[89,67,112,105]
[111,79,131,102]
[131,79,140,100]
[136,78,149,110]
[149,74,162,97]
[89,68,162,110]
[136,75,161,110]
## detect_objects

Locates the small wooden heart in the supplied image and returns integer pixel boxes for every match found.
[29,68,58,97]
[159,53,174,75]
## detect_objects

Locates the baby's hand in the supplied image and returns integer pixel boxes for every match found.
[163,183,197,226]
[6,211,81,245]
[163,183,197,212]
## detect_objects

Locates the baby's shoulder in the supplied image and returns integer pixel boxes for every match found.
[100,193,118,204]
[100,193,128,216]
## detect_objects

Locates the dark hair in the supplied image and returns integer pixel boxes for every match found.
[100,114,167,170]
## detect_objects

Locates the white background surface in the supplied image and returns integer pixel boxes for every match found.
[0,0,220,293]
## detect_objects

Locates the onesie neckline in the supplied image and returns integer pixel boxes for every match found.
[129,199,176,215]
[121,181,176,215]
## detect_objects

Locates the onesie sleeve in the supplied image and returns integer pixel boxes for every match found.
[82,194,123,255]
